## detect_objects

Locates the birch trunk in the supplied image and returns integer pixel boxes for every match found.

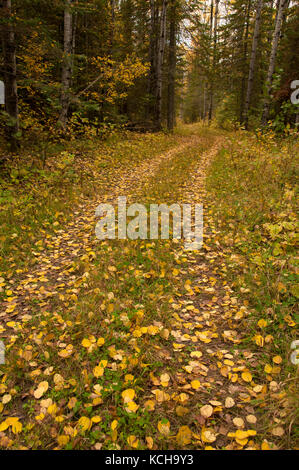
[155,0,167,130]
[208,0,219,122]
[149,0,158,113]
[1,0,19,149]
[239,0,252,124]
[167,0,176,131]
[205,0,213,121]
[261,0,289,125]
[58,0,73,128]
[109,0,115,55]
[243,0,264,130]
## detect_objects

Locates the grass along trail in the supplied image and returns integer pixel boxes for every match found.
[0,125,297,450]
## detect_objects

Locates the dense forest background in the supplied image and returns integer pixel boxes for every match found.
[0,0,298,151]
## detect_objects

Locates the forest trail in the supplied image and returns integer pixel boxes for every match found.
[0,133,203,328]
[1,0,298,454]
[0,127,296,450]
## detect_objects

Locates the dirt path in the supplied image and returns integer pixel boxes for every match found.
[0,129,286,450]
[139,136,288,450]
[160,139,263,449]
[0,134,202,328]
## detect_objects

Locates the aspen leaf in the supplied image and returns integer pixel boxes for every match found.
[272,426,284,437]
[160,373,170,387]
[122,389,135,403]
[178,392,189,402]
[111,420,118,430]
[158,419,170,436]
[2,394,11,404]
[264,364,272,374]
[241,371,252,383]
[257,319,267,328]
[146,436,153,449]
[254,335,264,347]
[48,403,58,415]
[190,351,202,359]
[93,365,104,377]
[152,389,169,402]
[176,426,192,446]
[144,400,155,411]
[201,428,217,443]
[235,430,249,440]
[127,435,139,448]
[97,337,105,347]
[261,441,270,450]
[34,381,49,399]
[225,397,235,408]
[246,414,257,424]
[191,380,201,390]
[81,338,92,348]
[77,416,92,432]
[67,397,77,409]
[6,417,22,434]
[200,404,213,418]
[91,416,102,423]
[0,420,9,432]
[125,401,139,413]
[233,417,244,428]
[57,435,69,446]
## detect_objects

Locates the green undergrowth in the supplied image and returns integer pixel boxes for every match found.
[207,128,299,443]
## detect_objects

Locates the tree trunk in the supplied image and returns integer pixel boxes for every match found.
[155,0,167,130]
[206,0,213,122]
[70,10,77,87]
[58,0,73,128]
[109,0,115,56]
[208,0,219,122]
[239,0,252,124]
[203,83,207,121]
[261,0,289,126]
[209,0,214,37]
[243,0,264,130]
[167,0,176,131]
[1,0,19,150]
[148,0,158,119]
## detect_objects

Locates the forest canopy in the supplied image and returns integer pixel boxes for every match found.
[0,0,298,150]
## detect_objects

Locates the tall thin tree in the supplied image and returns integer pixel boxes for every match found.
[155,0,168,130]
[261,0,289,125]
[208,0,219,122]
[167,0,177,131]
[243,0,264,129]
[58,0,73,128]
[1,0,19,149]
[149,0,158,121]
[239,0,252,124]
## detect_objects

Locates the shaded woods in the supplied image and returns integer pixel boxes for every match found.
[0,0,298,150]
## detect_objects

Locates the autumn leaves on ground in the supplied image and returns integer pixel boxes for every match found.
[0,124,298,450]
